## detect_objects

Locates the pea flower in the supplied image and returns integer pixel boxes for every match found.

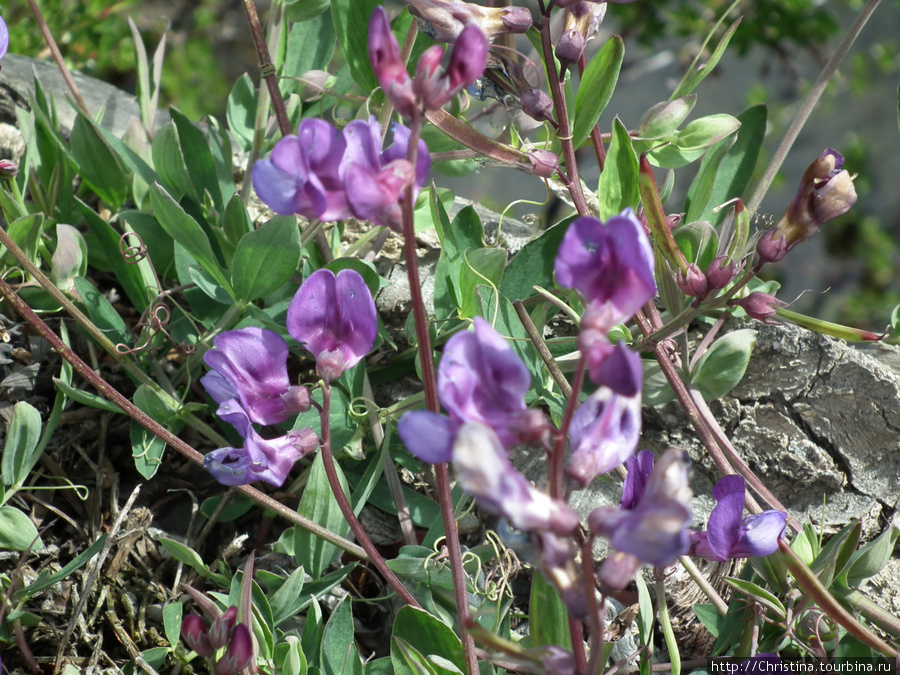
[588,449,693,589]
[554,209,656,331]
[369,6,488,117]
[452,423,580,535]
[690,475,787,562]
[566,343,642,487]
[203,401,318,487]
[181,601,253,674]
[756,149,857,264]
[729,291,786,324]
[201,328,312,427]
[0,15,7,64]
[287,268,378,382]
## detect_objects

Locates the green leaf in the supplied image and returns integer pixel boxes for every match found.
[0,214,43,266]
[597,118,640,220]
[151,121,193,202]
[810,521,861,589]
[841,526,900,588]
[0,506,43,551]
[724,577,786,620]
[53,377,122,414]
[322,597,362,675]
[499,218,570,303]
[170,109,225,213]
[635,573,653,675]
[293,452,352,578]
[130,421,166,480]
[200,495,254,522]
[674,220,718,269]
[73,277,131,347]
[528,572,572,650]
[78,201,157,312]
[572,36,624,149]
[693,604,723,638]
[393,638,438,675]
[294,388,355,453]
[690,329,756,401]
[149,182,231,293]
[163,602,183,648]
[277,635,309,675]
[2,402,42,488]
[458,248,506,320]
[284,10,337,82]
[227,74,257,152]
[232,216,302,302]
[223,192,254,247]
[16,534,107,601]
[158,536,210,576]
[69,115,128,209]
[686,105,767,226]
[433,202,485,319]
[269,567,308,627]
[671,15,742,99]
[332,0,381,94]
[392,607,466,675]
[636,95,697,140]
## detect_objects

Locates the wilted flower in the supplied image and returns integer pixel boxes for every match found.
[555,209,656,331]
[690,475,786,562]
[556,2,607,66]
[201,328,311,427]
[729,291,786,324]
[757,148,857,264]
[369,6,488,117]
[204,401,316,487]
[588,449,693,589]
[453,423,580,534]
[566,344,642,487]
[408,0,532,43]
[287,268,378,382]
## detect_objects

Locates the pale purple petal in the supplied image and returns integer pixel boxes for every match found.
[591,342,642,395]
[0,16,8,62]
[202,328,296,426]
[398,411,459,464]
[454,424,579,534]
[730,510,787,559]
[620,450,655,511]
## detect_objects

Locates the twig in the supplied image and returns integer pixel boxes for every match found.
[26,0,90,115]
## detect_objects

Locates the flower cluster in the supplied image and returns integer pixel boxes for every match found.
[369,6,488,119]
[406,0,532,43]
[253,117,429,231]
[201,269,377,487]
[181,605,253,675]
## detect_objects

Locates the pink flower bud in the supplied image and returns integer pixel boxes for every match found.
[521,88,554,123]
[555,28,585,66]
[0,159,18,178]
[181,614,213,657]
[215,623,254,675]
[208,605,237,649]
[526,149,558,178]
[704,255,738,289]
[368,7,417,118]
[730,292,786,324]
[676,262,709,298]
[289,427,321,456]
[443,24,488,96]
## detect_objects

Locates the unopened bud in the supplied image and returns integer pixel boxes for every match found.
[0,159,18,178]
[521,88,554,123]
[526,149,558,178]
[282,385,313,414]
[676,263,709,298]
[513,409,551,446]
[289,427,321,456]
[704,255,738,289]
[555,28,585,67]
[755,229,790,265]
[181,614,213,657]
[730,292,786,324]
[208,605,237,649]
[316,348,347,383]
[215,623,254,675]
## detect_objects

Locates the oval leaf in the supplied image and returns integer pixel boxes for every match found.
[690,329,756,400]
[572,36,624,149]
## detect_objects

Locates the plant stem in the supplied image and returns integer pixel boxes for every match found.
[400,116,479,675]
[0,277,370,561]
[747,0,882,213]
[240,0,291,138]
[27,0,90,115]
[318,384,421,607]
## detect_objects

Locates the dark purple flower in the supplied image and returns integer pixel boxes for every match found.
[341,117,430,230]
[181,614,213,657]
[690,475,786,562]
[201,328,311,427]
[565,348,642,487]
[438,317,532,447]
[287,268,378,382]
[619,450,655,511]
[204,401,315,487]
[215,623,254,675]
[454,423,580,534]
[252,118,351,220]
[588,449,692,589]
[368,7,418,118]
[554,209,656,330]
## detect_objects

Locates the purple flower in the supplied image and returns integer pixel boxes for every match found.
[397,410,459,464]
[368,7,418,118]
[536,532,587,619]
[216,623,254,675]
[287,268,378,382]
[252,118,351,220]
[201,328,311,427]
[341,117,430,230]
[554,209,656,330]
[181,614,213,657]
[619,450,655,511]
[438,317,532,447]
[204,401,316,487]
[565,346,642,487]
[588,449,692,589]
[690,475,786,562]
[453,423,580,534]
[408,0,532,43]
[0,15,7,62]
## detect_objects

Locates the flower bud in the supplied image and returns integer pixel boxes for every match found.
[289,426,321,456]
[521,88,554,123]
[282,385,313,414]
[408,0,531,43]
[208,605,237,649]
[676,262,709,298]
[730,292,786,324]
[368,7,417,118]
[704,255,738,289]
[181,614,213,657]
[316,348,347,383]
[555,29,584,68]
[0,159,18,178]
[215,623,254,675]
[526,149,558,177]
[444,24,489,96]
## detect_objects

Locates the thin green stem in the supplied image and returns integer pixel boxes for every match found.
[27,0,90,115]
[655,568,681,675]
